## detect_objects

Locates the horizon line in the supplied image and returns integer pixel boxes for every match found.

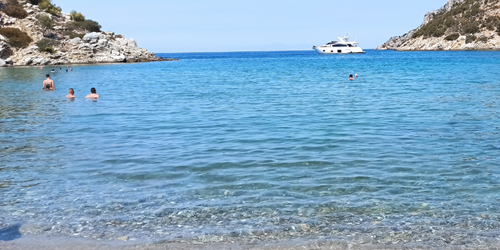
[154,48,377,54]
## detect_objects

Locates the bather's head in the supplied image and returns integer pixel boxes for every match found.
[90,88,96,94]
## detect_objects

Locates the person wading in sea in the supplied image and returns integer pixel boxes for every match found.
[43,74,55,91]
[86,87,100,99]
[66,88,75,99]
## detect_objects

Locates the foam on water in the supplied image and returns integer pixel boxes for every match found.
[1,50,500,245]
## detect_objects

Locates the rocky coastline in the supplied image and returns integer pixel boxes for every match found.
[0,0,176,67]
[377,0,500,51]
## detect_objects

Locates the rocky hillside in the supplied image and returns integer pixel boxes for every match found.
[0,0,171,67]
[377,0,500,51]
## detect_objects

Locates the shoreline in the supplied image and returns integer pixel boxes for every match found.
[1,234,499,250]
[0,58,179,68]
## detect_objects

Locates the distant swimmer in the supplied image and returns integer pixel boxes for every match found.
[86,87,100,99]
[349,74,354,81]
[66,88,75,98]
[355,74,358,78]
[51,69,55,72]
[43,74,55,91]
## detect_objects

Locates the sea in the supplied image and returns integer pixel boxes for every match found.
[1,50,500,246]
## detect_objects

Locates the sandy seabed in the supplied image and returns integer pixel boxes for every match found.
[2,235,500,250]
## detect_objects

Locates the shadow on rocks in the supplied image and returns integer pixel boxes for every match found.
[0,224,22,241]
[44,33,60,40]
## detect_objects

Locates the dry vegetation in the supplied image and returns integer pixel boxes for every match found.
[413,0,500,42]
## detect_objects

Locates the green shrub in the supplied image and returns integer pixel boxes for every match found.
[62,31,85,39]
[84,20,101,32]
[465,35,477,43]
[444,33,460,41]
[36,38,59,53]
[470,4,481,17]
[0,28,33,48]
[36,14,54,33]
[28,0,42,4]
[38,0,61,16]
[478,36,488,43]
[3,5,28,19]
[463,22,480,34]
[444,17,457,28]
[66,20,102,32]
[414,23,446,38]
[413,0,486,39]
[70,10,86,22]
[485,16,500,24]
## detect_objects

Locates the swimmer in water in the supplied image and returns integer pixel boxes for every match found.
[43,74,55,91]
[349,74,354,81]
[86,87,100,99]
[51,69,55,72]
[66,88,75,98]
[355,74,358,78]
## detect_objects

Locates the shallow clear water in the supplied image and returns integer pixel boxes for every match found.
[1,50,500,244]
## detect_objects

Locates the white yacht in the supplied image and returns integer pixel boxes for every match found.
[313,35,365,54]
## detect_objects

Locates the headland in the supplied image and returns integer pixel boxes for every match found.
[0,0,175,67]
[377,0,500,51]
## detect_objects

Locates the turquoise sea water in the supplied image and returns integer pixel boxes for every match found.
[1,50,500,245]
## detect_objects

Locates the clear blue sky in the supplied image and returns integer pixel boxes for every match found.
[53,0,446,53]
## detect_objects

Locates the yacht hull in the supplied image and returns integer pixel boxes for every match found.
[313,46,365,54]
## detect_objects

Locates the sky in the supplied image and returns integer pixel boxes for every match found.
[53,0,447,53]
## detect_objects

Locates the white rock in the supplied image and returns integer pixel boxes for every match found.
[77,43,94,55]
[83,32,103,44]
[0,59,6,67]
[25,46,39,55]
[113,37,126,46]
[0,35,5,41]
[127,38,138,48]
[96,39,109,49]
[68,37,82,45]
[116,236,129,241]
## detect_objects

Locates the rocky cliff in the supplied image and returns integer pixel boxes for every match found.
[0,0,172,67]
[377,0,500,51]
